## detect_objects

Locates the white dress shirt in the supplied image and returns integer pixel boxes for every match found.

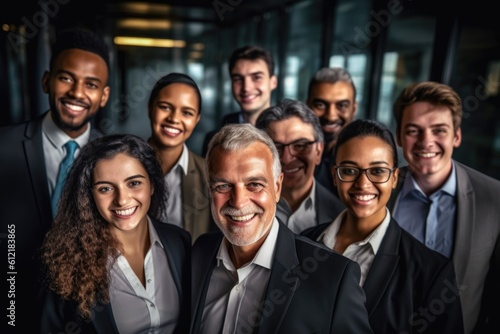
[276,180,317,233]
[109,216,180,334]
[318,208,391,286]
[200,219,280,334]
[161,144,189,227]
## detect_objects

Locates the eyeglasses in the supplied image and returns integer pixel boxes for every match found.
[274,140,317,156]
[334,166,395,184]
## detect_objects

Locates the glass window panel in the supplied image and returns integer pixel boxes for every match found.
[376,9,436,131]
[283,0,322,101]
[330,0,372,119]
[449,8,500,179]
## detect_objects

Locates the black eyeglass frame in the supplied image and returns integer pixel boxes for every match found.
[333,166,396,184]
[273,139,318,156]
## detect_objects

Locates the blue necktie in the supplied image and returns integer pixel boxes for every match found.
[51,140,79,217]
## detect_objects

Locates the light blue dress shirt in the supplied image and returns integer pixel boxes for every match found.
[393,163,457,258]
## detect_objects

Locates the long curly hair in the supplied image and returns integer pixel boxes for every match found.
[40,134,166,319]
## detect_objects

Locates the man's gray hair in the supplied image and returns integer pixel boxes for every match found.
[206,123,282,180]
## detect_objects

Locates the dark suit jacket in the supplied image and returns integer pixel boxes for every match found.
[202,111,242,156]
[181,149,217,241]
[277,180,344,232]
[302,218,464,334]
[0,112,102,333]
[314,154,337,196]
[39,219,191,334]
[191,220,373,334]
[315,180,345,224]
[387,162,500,333]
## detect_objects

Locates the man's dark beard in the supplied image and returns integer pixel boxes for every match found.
[51,109,94,133]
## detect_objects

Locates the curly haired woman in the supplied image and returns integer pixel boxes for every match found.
[39,134,190,334]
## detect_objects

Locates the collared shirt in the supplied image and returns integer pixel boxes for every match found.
[109,216,179,334]
[393,163,457,258]
[200,219,279,334]
[276,180,317,233]
[42,112,90,196]
[317,208,391,286]
[161,144,189,228]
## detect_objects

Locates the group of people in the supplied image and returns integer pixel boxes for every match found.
[1,27,499,334]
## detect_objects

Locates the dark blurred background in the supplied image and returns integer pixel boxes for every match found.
[1,0,499,179]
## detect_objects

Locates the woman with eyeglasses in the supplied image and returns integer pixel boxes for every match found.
[301,119,464,334]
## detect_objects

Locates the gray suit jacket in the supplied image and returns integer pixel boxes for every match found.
[191,221,373,334]
[181,149,217,241]
[387,162,500,333]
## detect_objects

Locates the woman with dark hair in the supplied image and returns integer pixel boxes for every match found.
[147,72,215,241]
[39,134,190,334]
[301,119,464,333]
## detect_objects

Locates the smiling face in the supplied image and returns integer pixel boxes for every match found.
[265,116,323,197]
[92,153,153,235]
[42,48,110,138]
[149,83,201,149]
[231,59,277,120]
[334,136,398,224]
[397,101,461,185]
[307,81,356,154]
[208,142,282,250]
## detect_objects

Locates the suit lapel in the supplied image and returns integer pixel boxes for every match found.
[256,224,299,334]
[363,220,400,316]
[23,114,52,227]
[452,162,474,283]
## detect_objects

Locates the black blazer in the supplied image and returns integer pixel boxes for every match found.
[301,218,464,334]
[191,220,373,334]
[0,112,102,333]
[39,219,191,334]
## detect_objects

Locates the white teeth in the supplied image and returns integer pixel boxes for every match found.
[418,152,437,158]
[230,214,255,222]
[115,208,136,216]
[163,126,181,134]
[353,194,376,201]
[65,103,85,111]
[284,167,300,173]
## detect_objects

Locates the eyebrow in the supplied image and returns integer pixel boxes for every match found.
[94,174,146,186]
[231,71,265,77]
[56,69,104,84]
[338,160,390,166]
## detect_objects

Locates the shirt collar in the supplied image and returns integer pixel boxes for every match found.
[42,111,90,149]
[177,144,190,176]
[147,216,164,249]
[216,218,279,271]
[318,208,391,255]
[279,179,316,212]
[400,162,457,198]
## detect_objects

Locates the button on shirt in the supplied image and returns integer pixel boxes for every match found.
[42,112,89,196]
[393,164,457,258]
[109,216,179,334]
[276,180,317,233]
[317,208,391,286]
[200,219,279,334]
[161,144,189,228]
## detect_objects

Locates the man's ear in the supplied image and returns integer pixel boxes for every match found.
[42,71,50,93]
[270,75,277,91]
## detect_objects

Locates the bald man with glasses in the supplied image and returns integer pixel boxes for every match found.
[256,99,344,233]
